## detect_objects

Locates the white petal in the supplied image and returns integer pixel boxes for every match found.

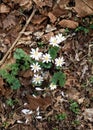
[21,109,33,115]
[17,120,23,124]
[36,116,42,119]
[35,87,44,91]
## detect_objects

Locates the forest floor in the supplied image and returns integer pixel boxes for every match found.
[0,0,93,130]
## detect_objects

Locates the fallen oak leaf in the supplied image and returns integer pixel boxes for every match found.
[74,0,93,17]
[59,19,79,29]
[33,0,53,8]
[31,15,47,25]
[26,95,52,110]
[2,14,16,30]
[48,12,57,23]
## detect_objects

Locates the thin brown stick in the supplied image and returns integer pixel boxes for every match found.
[0,8,36,67]
[81,0,93,11]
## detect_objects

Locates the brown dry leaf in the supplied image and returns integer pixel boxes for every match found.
[33,0,53,8]
[58,0,70,9]
[2,14,16,30]
[33,0,46,8]
[74,0,93,17]
[42,32,54,41]
[65,75,77,87]
[48,12,57,23]
[0,4,10,13]
[59,19,79,29]
[0,76,13,96]
[66,88,80,100]
[19,0,32,11]
[83,108,93,122]
[10,124,34,130]
[52,5,68,17]
[26,95,52,110]
[32,15,47,25]
[21,69,33,78]
[12,0,32,10]
[62,41,72,52]
[17,36,32,46]
[45,24,56,33]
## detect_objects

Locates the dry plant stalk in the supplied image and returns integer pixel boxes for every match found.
[0,8,36,67]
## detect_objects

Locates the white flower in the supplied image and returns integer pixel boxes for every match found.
[56,33,66,43]
[32,74,43,84]
[49,36,59,47]
[31,62,41,73]
[30,48,42,61]
[55,57,65,67]
[21,109,33,115]
[50,83,57,90]
[42,53,51,63]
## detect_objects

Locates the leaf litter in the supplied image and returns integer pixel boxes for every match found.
[0,0,93,130]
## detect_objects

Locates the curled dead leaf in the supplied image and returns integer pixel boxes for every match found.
[48,12,57,23]
[0,4,10,13]
[59,19,79,29]
[19,0,32,11]
[74,0,93,17]
[3,14,16,30]
[32,15,47,25]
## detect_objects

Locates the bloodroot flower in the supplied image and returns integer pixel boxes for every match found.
[30,48,42,61]
[49,36,59,47]
[31,62,41,73]
[42,53,51,63]
[56,33,66,43]
[32,74,43,84]
[50,83,57,90]
[55,57,65,67]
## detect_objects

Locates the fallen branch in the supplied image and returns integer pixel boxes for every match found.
[0,8,36,67]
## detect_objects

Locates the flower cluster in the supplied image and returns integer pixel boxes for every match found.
[49,33,66,47]
[30,33,66,90]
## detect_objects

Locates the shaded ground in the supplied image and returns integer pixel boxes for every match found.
[0,0,93,130]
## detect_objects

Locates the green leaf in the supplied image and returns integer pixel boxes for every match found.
[14,48,26,60]
[0,68,21,90]
[10,63,19,76]
[59,72,66,86]
[49,46,59,60]
[11,79,21,90]
[14,48,31,70]
[52,71,66,87]
[40,62,52,69]
[0,69,9,79]
[90,24,93,29]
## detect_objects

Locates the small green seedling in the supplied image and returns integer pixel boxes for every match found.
[6,98,19,107]
[56,113,67,120]
[52,71,66,87]
[0,48,31,90]
[69,100,80,114]
[6,98,14,107]
[72,120,80,126]
[75,26,89,34]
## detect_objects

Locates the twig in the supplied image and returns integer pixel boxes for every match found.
[0,8,36,67]
[81,0,93,11]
